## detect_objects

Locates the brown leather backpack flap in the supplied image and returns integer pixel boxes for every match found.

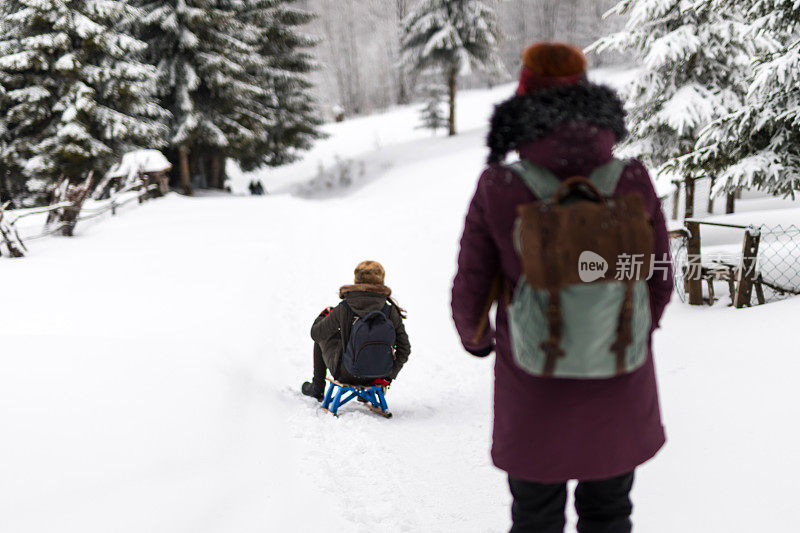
[610,193,655,280]
[516,192,654,289]
[516,202,550,287]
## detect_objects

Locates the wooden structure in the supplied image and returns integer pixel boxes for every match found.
[97,150,172,200]
[174,147,227,195]
[0,201,25,257]
[684,220,704,305]
[679,220,770,308]
[733,228,762,308]
[48,173,96,236]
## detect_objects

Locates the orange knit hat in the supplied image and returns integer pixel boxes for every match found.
[517,42,587,95]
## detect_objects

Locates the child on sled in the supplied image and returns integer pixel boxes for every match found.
[301,260,411,401]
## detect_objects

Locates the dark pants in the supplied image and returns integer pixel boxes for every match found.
[311,342,328,392]
[508,471,634,533]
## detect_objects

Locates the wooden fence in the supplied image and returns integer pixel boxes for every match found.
[0,181,159,258]
[669,220,800,308]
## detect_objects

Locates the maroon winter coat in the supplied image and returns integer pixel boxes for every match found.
[451,122,673,482]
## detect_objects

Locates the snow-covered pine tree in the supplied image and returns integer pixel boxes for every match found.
[401,0,502,136]
[0,60,16,203]
[0,0,166,191]
[0,5,22,203]
[236,0,322,170]
[590,0,759,215]
[132,0,272,192]
[417,82,447,134]
[0,93,28,203]
[687,0,800,197]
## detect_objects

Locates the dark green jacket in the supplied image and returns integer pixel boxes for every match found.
[310,288,411,381]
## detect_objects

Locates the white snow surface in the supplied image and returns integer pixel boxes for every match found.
[2,72,799,532]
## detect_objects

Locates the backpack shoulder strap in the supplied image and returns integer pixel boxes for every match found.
[507,158,628,200]
[507,160,561,200]
[586,158,627,196]
[341,301,360,326]
[381,302,391,315]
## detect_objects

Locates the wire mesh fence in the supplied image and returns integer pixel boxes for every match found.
[757,224,800,303]
[669,222,800,306]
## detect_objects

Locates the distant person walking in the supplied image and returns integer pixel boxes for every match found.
[451,43,673,532]
[302,261,411,400]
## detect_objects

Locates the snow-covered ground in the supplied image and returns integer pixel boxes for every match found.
[2,72,799,532]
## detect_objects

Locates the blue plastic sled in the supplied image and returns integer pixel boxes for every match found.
[321,378,392,418]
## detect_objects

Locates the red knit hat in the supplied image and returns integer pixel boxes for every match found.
[516,42,587,95]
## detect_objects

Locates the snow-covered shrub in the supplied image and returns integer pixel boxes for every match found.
[295,157,364,196]
[416,82,447,135]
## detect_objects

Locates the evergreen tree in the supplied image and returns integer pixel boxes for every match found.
[0,63,17,202]
[417,81,447,134]
[0,0,166,189]
[237,0,323,170]
[688,0,800,196]
[401,0,502,136]
[590,0,758,192]
[0,8,10,202]
[133,0,272,192]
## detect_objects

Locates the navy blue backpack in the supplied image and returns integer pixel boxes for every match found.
[342,303,396,379]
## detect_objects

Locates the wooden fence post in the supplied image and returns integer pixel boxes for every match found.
[707,177,715,214]
[685,220,704,305]
[0,202,25,257]
[58,171,95,236]
[209,151,222,189]
[734,228,761,308]
[684,177,696,219]
[671,180,681,220]
[178,146,193,196]
[726,191,735,214]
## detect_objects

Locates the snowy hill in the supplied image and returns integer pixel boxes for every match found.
[230,67,639,195]
[2,74,799,532]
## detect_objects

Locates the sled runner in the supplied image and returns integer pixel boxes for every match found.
[321,378,392,418]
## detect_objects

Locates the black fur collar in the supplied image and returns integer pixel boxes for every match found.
[487,82,627,164]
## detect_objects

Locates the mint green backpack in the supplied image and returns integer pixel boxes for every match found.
[506,159,652,379]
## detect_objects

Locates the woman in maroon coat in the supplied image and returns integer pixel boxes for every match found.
[451,43,673,533]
